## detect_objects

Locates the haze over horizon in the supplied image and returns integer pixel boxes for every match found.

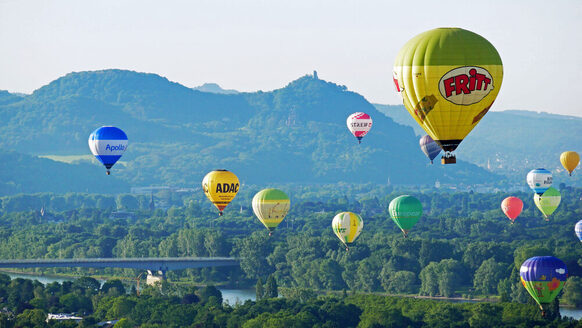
[1,0,581,117]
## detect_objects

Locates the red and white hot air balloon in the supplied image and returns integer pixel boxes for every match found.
[346,112,373,144]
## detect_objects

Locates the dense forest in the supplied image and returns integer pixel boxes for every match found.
[0,185,581,316]
[0,274,580,327]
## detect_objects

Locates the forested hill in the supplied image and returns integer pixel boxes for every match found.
[375,104,582,186]
[0,70,496,193]
[0,149,128,195]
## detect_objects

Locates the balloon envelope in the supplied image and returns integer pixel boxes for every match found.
[575,220,582,242]
[419,135,441,164]
[88,126,128,175]
[389,195,422,237]
[520,256,568,309]
[252,188,290,233]
[501,196,523,223]
[393,28,503,163]
[560,151,580,176]
[202,170,240,215]
[527,168,552,195]
[346,112,372,143]
[534,187,561,219]
[332,212,363,247]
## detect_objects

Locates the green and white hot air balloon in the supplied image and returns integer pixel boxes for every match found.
[534,187,561,221]
[252,188,290,235]
[389,195,422,237]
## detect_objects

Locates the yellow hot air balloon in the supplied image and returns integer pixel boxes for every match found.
[560,151,580,176]
[202,169,239,216]
[332,212,363,251]
[393,28,503,164]
[252,188,290,236]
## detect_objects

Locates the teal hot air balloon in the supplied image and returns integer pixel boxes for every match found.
[389,195,422,237]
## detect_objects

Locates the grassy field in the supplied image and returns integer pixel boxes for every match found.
[38,154,127,167]
[38,154,95,163]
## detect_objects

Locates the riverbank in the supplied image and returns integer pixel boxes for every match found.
[2,269,580,320]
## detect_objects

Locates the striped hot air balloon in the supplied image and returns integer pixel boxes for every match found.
[332,212,363,251]
[527,168,553,195]
[252,188,290,236]
[88,126,128,175]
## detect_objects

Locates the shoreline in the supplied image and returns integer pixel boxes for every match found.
[2,269,579,310]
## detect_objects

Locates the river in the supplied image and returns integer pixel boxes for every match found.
[3,272,581,320]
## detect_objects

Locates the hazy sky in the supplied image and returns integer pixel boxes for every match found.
[1,0,581,116]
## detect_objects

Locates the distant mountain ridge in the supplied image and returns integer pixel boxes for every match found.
[0,69,497,193]
[374,103,582,186]
[193,83,239,94]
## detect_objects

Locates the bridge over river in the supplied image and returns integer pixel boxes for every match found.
[0,257,240,284]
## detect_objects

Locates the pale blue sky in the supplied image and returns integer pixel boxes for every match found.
[1,0,581,116]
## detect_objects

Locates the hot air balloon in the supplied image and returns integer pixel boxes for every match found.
[520,256,568,316]
[202,170,239,216]
[534,187,561,221]
[252,188,290,236]
[527,168,553,195]
[393,28,503,164]
[501,196,523,224]
[560,151,580,176]
[346,112,372,144]
[88,126,128,175]
[389,195,422,237]
[575,220,582,242]
[419,135,441,164]
[332,212,363,251]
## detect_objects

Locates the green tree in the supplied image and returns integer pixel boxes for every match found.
[101,279,126,296]
[256,277,264,301]
[197,285,223,305]
[423,303,468,328]
[72,276,101,295]
[116,194,139,210]
[15,309,48,328]
[468,303,502,328]
[236,231,274,279]
[107,297,137,319]
[264,275,278,299]
[419,262,440,296]
[561,276,582,307]
[473,258,508,294]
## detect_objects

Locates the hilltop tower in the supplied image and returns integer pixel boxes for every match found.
[286,107,296,127]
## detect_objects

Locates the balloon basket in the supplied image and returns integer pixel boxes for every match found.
[106,170,111,175]
[441,155,456,164]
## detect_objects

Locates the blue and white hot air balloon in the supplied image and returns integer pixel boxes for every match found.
[526,168,552,195]
[576,220,582,242]
[88,126,128,175]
